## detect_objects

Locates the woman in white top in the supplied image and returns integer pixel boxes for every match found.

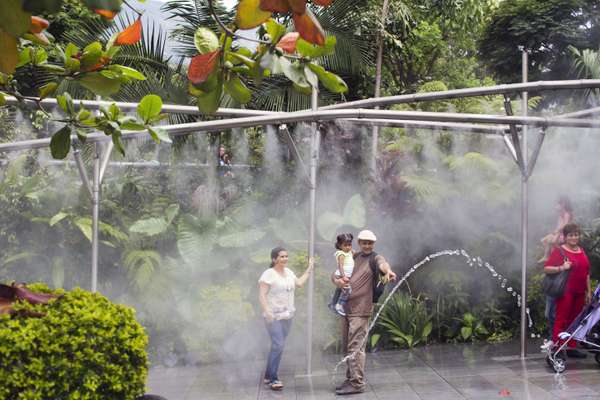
[258,247,313,391]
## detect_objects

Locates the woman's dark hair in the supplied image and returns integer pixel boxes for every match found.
[335,233,354,250]
[563,223,580,237]
[270,247,287,267]
[558,196,573,213]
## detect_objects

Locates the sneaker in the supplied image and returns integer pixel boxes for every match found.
[566,349,587,358]
[270,380,283,390]
[335,303,346,317]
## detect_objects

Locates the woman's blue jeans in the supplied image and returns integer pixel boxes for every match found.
[264,318,292,382]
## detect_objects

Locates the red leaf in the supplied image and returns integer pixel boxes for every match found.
[313,0,333,5]
[276,32,300,54]
[94,9,118,19]
[288,0,306,14]
[188,51,220,85]
[292,9,325,45]
[260,0,290,12]
[29,16,49,34]
[115,18,142,46]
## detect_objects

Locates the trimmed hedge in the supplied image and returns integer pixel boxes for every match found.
[0,284,148,400]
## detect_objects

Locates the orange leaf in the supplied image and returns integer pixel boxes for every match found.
[29,16,49,34]
[288,0,306,14]
[115,18,142,46]
[293,9,325,45]
[276,32,300,54]
[188,51,220,85]
[94,9,118,19]
[313,0,333,5]
[259,0,290,13]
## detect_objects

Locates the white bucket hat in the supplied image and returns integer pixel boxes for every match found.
[357,230,377,242]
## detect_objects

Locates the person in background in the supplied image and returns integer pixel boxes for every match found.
[258,247,313,391]
[544,223,591,358]
[218,146,233,177]
[540,196,573,343]
[331,230,396,395]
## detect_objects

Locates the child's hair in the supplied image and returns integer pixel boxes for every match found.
[335,233,354,250]
[563,223,580,237]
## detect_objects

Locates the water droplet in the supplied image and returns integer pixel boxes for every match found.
[512,292,516,297]
[507,287,513,292]
[501,283,506,288]
[492,272,498,277]
[461,250,468,257]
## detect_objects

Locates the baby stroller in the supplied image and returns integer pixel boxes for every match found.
[544,285,600,373]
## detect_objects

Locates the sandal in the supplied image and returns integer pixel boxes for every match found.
[270,380,283,390]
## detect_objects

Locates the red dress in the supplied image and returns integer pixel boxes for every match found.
[545,246,590,346]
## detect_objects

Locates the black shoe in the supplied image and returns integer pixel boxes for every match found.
[566,349,587,358]
[335,383,364,395]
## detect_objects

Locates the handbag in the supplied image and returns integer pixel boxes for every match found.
[541,247,571,298]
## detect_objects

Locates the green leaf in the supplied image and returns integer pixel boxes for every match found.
[224,75,252,103]
[308,63,348,93]
[50,125,72,159]
[296,36,336,58]
[0,92,6,106]
[49,212,69,226]
[0,0,31,38]
[265,19,286,43]
[137,94,162,123]
[461,326,472,341]
[112,129,125,156]
[39,82,58,99]
[279,57,309,88]
[370,333,381,348]
[74,217,93,242]
[165,204,180,225]
[235,0,271,29]
[129,217,168,236]
[304,65,318,88]
[80,41,103,71]
[78,73,122,96]
[194,27,219,55]
[196,85,222,114]
[218,229,266,247]
[148,127,172,144]
[65,43,79,58]
[120,121,145,130]
[0,29,18,74]
[109,65,146,80]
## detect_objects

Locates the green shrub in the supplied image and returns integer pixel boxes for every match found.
[375,292,433,348]
[0,284,148,400]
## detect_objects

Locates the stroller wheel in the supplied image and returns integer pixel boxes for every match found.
[552,358,566,373]
[546,356,553,367]
[595,352,600,365]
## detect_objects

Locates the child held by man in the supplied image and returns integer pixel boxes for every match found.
[329,233,354,316]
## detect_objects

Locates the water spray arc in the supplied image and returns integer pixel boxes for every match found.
[333,249,532,377]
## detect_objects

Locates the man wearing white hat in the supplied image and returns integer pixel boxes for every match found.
[332,229,396,395]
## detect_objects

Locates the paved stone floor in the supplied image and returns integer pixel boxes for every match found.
[147,340,600,400]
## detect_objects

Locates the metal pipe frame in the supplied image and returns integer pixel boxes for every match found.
[73,149,93,198]
[91,145,100,293]
[306,86,319,375]
[321,80,600,110]
[3,109,600,154]
[520,48,530,359]
[4,96,273,117]
[41,159,254,169]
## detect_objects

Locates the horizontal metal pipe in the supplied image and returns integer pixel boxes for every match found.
[4,96,274,117]
[321,80,600,110]
[39,160,254,169]
[342,118,505,134]
[2,108,600,153]
[557,106,600,119]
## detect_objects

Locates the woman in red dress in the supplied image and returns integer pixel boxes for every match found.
[544,223,592,357]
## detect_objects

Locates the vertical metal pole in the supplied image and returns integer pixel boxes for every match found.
[307,86,319,375]
[520,47,529,358]
[370,0,390,177]
[91,144,100,293]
